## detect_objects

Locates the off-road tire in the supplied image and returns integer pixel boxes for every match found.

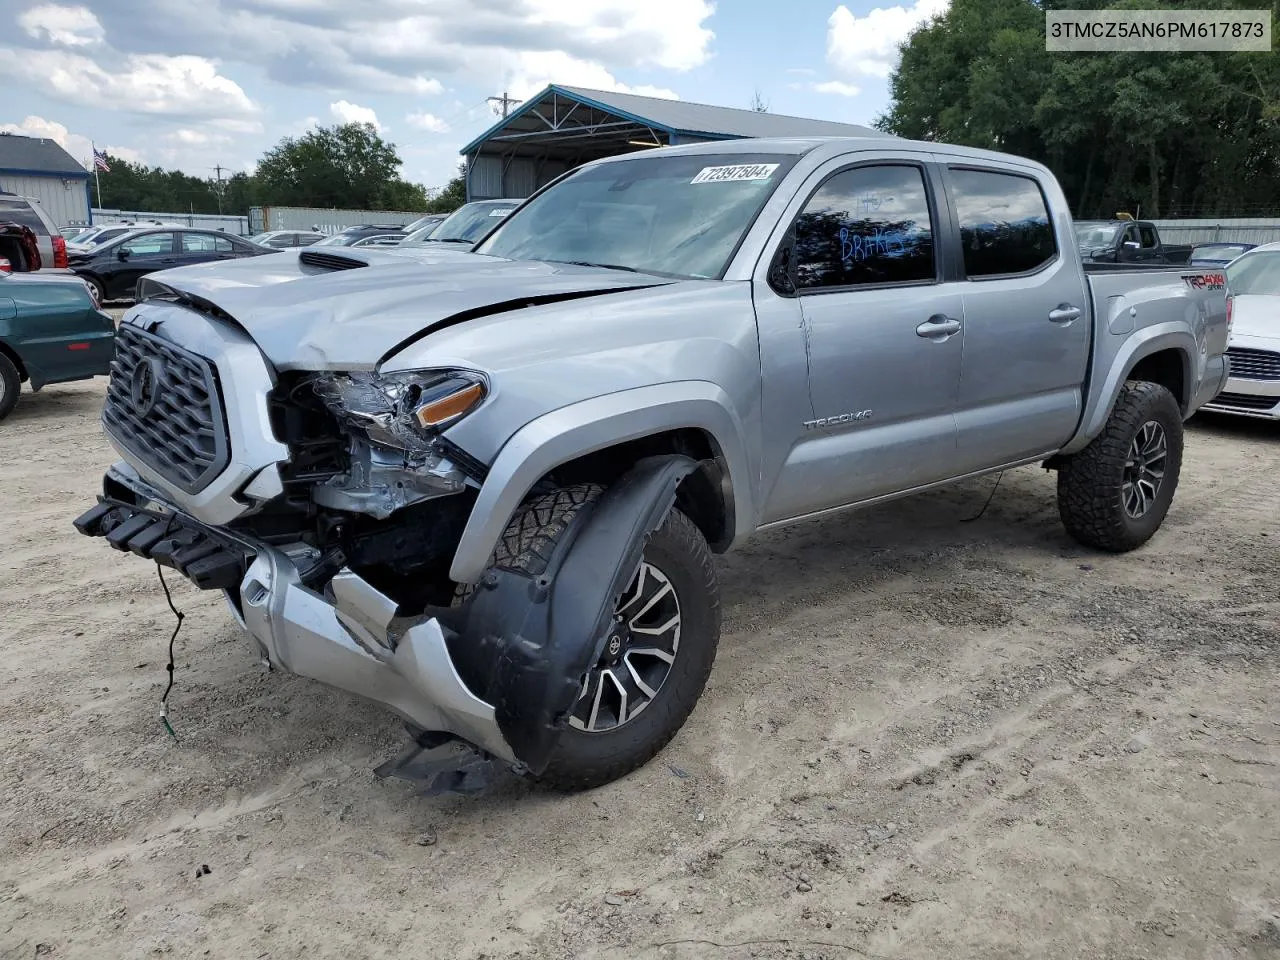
[1057,380,1183,553]
[0,352,21,422]
[492,483,721,791]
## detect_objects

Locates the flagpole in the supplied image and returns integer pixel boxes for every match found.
[91,142,102,210]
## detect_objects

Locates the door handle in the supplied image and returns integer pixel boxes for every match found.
[916,314,962,339]
[1048,304,1082,324]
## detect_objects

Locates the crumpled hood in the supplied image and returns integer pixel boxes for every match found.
[136,247,673,370]
[1230,294,1279,341]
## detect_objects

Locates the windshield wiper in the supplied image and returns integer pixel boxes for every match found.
[559,260,642,273]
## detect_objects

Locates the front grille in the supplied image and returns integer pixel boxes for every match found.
[1226,347,1280,381]
[103,324,230,494]
[1209,392,1279,412]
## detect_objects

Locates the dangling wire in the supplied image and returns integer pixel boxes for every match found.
[155,563,185,741]
[963,471,1004,523]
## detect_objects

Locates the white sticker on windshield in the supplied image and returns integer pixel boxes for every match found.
[690,163,779,185]
[489,208,513,216]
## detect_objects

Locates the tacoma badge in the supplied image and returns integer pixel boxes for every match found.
[803,410,873,430]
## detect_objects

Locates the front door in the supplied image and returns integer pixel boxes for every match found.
[758,160,963,522]
[108,232,177,299]
[939,165,1092,472]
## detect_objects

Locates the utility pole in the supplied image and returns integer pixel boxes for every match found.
[487,91,519,118]
[210,164,226,215]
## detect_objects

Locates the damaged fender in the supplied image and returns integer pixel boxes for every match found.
[445,454,699,775]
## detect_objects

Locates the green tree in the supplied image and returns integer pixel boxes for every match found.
[424,162,468,213]
[877,0,1280,218]
[255,122,428,211]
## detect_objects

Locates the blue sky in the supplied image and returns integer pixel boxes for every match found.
[0,0,947,193]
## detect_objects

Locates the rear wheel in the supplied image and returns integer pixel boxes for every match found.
[1057,380,1183,552]
[491,483,721,791]
[0,352,21,422]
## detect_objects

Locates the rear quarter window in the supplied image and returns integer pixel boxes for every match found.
[0,199,50,235]
[949,169,1056,278]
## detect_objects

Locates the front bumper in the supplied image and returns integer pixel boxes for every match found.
[74,463,516,764]
[1202,376,1280,420]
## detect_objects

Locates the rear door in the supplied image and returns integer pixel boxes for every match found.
[939,163,1091,473]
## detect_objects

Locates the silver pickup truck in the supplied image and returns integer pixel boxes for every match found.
[74,137,1231,795]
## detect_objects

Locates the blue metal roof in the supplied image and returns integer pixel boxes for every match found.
[460,84,884,155]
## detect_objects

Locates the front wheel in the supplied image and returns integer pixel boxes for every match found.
[492,484,721,791]
[1057,380,1184,552]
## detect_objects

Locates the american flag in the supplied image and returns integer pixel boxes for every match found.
[93,148,110,172]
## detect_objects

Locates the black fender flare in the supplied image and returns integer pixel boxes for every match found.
[443,454,700,774]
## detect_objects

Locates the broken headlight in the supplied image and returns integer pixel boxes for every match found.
[311,370,487,453]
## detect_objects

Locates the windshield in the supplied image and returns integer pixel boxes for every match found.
[403,222,445,243]
[430,203,519,243]
[248,232,276,244]
[476,153,797,278]
[1226,251,1280,296]
[1073,221,1121,250]
[314,232,359,246]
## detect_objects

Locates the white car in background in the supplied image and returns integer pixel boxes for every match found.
[1203,241,1280,420]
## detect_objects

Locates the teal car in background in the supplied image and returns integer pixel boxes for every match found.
[0,272,115,421]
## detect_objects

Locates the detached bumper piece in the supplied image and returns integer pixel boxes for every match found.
[73,499,251,591]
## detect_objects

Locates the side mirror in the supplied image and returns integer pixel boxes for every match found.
[116,247,130,261]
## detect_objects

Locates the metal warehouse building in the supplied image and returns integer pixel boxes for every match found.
[460,84,885,201]
[0,133,91,228]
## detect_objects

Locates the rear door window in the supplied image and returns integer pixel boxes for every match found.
[948,168,1057,277]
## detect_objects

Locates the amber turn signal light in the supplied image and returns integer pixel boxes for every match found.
[414,381,486,428]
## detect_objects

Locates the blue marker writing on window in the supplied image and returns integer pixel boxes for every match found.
[840,226,910,263]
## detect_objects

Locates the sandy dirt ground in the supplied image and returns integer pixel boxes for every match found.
[1,372,1278,960]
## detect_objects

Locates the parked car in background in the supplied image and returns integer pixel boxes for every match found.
[402,213,447,235]
[1189,241,1256,267]
[313,224,408,247]
[1202,242,1280,420]
[349,233,405,248]
[75,136,1228,795]
[65,223,144,254]
[0,270,115,421]
[68,227,271,302]
[0,192,68,272]
[399,199,519,247]
[1074,217,1193,264]
[248,230,326,249]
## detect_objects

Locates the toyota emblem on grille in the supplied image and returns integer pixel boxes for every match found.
[129,356,164,418]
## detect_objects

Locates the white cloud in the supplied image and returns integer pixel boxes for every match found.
[164,128,234,147]
[0,115,140,170]
[405,112,450,134]
[504,50,679,102]
[329,99,384,131]
[827,0,949,78]
[0,49,259,120]
[17,4,103,47]
[813,80,862,97]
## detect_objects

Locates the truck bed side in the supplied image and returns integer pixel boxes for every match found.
[1059,265,1229,456]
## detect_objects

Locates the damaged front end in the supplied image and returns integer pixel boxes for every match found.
[76,356,699,793]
